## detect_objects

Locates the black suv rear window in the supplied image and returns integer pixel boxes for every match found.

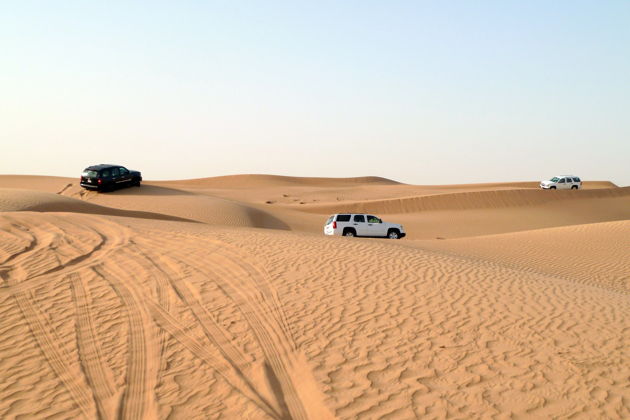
[336,214,351,222]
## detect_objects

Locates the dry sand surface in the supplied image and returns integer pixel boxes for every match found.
[0,174,628,419]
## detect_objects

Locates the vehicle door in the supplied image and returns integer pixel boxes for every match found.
[557,177,567,189]
[352,214,369,236]
[111,167,123,185]
[366,215,387,237]
[100,168,112,188]
[564,177,573,189]
[119,167,132,185]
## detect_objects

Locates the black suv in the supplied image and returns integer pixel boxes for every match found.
[80,164,142,192]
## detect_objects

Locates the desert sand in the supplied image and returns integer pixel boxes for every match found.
[0,174,628,419]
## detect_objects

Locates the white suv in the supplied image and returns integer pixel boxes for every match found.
[324,214,406,239]
[540,175,582,190]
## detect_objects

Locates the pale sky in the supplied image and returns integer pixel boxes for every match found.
[2,1,629,185]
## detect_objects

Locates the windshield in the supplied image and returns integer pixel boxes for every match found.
[550,177,560,182]
[82,170,98,178]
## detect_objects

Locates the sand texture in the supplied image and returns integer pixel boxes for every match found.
[0,175,628,419]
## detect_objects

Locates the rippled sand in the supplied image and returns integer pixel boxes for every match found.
[1,175,628,419]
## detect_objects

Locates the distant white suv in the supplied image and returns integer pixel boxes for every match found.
[540,175,582,190]
[324,214,406,239]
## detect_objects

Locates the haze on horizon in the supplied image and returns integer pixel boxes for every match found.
[2,1,629,186]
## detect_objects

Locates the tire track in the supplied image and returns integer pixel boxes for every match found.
[94,262,158,420]
[220,245,298,352]
[202,252,309,419]
[11,286,96,418]
[207,250,332,420]
[137,231,296,349]
[69,271,118,420]
[0,220,38,266]
[1,214,332,418]
[137,233,331,419]
[156,253,253,370]
[136,232,297,353]
[0,216,132,298]
[126,241,174,386]
[121,241,287,418]
[145,298,282,419]
[0,218,63,282]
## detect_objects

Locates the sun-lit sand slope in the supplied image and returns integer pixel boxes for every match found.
[415,220,630,294]
[0,174,629,419]
[0,212,333,419]
[0,175,626,238]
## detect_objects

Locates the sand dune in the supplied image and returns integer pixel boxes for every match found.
[1,211,627,418]
[0,188,196,223]
[0,175,78,193]
[302,186,630,214]
[415,220,630,293]
[0,174,628,419]
[0,187,294,230]
[81,190,292,230]
[294,187,630,239]
[156,174,401,189]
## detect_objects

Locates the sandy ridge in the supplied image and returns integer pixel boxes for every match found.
[155,174,402,188]
[301,186,630,214]
[414,220,630,294]
[0,188,199,223]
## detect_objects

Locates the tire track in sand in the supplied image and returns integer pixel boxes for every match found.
[93,262,159,420]
[10,284,96,418]
[120,242,284,418]
[0,220,38,266]
[1,213,332,419]
[1,215,127,419]
[137,233,332,420]
[69,271,119,420]
[126,240,174,386]
[0,216,131,298]
[144,298,282,419]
